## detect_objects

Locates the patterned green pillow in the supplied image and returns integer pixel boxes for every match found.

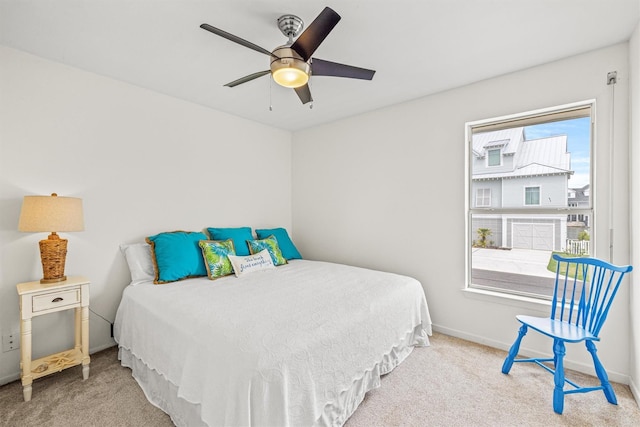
[199,239,236,280]
[247,235,287,266]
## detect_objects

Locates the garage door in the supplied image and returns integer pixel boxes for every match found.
[512,224,553,250]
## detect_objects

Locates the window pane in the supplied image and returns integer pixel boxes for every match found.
[525,187,540,205]
[476,188,491,207]
[469,110,592,298]
[487,149,501,166]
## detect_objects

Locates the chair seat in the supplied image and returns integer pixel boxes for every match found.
[504,255,632,414]
[516,315,599,343]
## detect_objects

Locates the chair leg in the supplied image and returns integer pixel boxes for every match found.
[553,339,566,414]
[502,324,528,374]
[586,340,617,405]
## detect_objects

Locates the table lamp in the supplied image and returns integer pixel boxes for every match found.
[18,193,84,284]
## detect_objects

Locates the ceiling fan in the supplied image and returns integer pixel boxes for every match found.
[200,7,376,105]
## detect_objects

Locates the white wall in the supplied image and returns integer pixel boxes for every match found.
[1,39,636,391]
[629,20,640,401]
[292,44,633,381]
[0,46,292,384]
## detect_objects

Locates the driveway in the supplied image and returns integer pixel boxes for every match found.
[471,248,557,296]
[471,248,556,278]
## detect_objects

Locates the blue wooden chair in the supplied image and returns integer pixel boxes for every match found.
[501,254,633,414]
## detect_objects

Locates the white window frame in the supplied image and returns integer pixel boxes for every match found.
[476,188,491,207]
[465,100,595,301]
[487,148,502,167]
[524,186,541,206]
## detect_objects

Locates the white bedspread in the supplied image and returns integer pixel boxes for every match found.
[114,260,431,426]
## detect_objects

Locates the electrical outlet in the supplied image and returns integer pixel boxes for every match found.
[2,333,19,352]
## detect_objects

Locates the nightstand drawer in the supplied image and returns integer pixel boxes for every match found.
[32,289,80,312]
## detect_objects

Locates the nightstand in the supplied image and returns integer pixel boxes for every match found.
[17,276,90,402]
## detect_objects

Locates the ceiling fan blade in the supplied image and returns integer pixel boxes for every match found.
[294,84,313,104]
[290,7,341,61]
[200,23,274,57]
[311,58,376,80]
[224,70,271,88]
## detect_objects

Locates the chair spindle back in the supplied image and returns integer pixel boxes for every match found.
[551,254,632,337]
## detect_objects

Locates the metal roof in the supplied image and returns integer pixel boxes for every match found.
[472,129,571,180]
[472,127,524,156]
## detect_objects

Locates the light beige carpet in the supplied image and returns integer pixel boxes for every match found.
[1,333,638,426]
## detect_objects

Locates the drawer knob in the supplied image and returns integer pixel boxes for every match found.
[52,297,64,303]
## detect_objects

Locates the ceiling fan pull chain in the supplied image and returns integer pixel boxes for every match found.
[269,75,273,111]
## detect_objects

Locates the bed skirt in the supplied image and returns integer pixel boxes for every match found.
[119,347,206,427]
[119,323,427,427]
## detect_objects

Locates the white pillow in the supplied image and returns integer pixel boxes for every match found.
[228,249,276,277]
[120,242,155,285]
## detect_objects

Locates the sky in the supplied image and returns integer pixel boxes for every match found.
[524,116,591,189]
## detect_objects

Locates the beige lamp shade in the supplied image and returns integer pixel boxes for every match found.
[18,193,84,283]
[18,194,84,232]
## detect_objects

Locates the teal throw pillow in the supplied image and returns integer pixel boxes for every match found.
[206,227,253,256]
[255,228,302,260]
[146,231,208,284]
[247,235,287,266]
[199,239,236,280]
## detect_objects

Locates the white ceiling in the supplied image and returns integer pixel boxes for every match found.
[1,1,639,131]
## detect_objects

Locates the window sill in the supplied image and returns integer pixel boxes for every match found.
[461,287,553,311]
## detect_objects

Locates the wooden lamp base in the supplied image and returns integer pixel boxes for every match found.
[39,232,68,284]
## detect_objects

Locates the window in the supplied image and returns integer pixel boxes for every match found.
[487,148,501,166]
[524,186,540,205]
[466,101,593,299]
[476,188,491,207]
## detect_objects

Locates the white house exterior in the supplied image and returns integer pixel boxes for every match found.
[568,184,590,226]
[471,127,572,251]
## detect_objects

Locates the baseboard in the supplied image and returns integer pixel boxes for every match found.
[0,372,20,386]
[90,341,117,354]
[432,324,512,351]
[630,377,640,408]
[0,342,117,386]
[431,323,630,385]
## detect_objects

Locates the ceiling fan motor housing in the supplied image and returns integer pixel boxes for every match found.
[277,14,304,40]
[270,46,311,88]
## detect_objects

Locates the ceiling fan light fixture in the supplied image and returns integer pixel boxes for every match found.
[271,46,310,88]
[272,65,309,88]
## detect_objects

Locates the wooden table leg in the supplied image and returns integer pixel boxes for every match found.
[74,307,81,351]
[20,318,33,402]
[81,306,90,380]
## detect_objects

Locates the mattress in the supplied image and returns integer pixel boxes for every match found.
[114,259,432,426]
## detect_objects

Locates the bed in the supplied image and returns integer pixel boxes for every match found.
[114,235,431,427]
